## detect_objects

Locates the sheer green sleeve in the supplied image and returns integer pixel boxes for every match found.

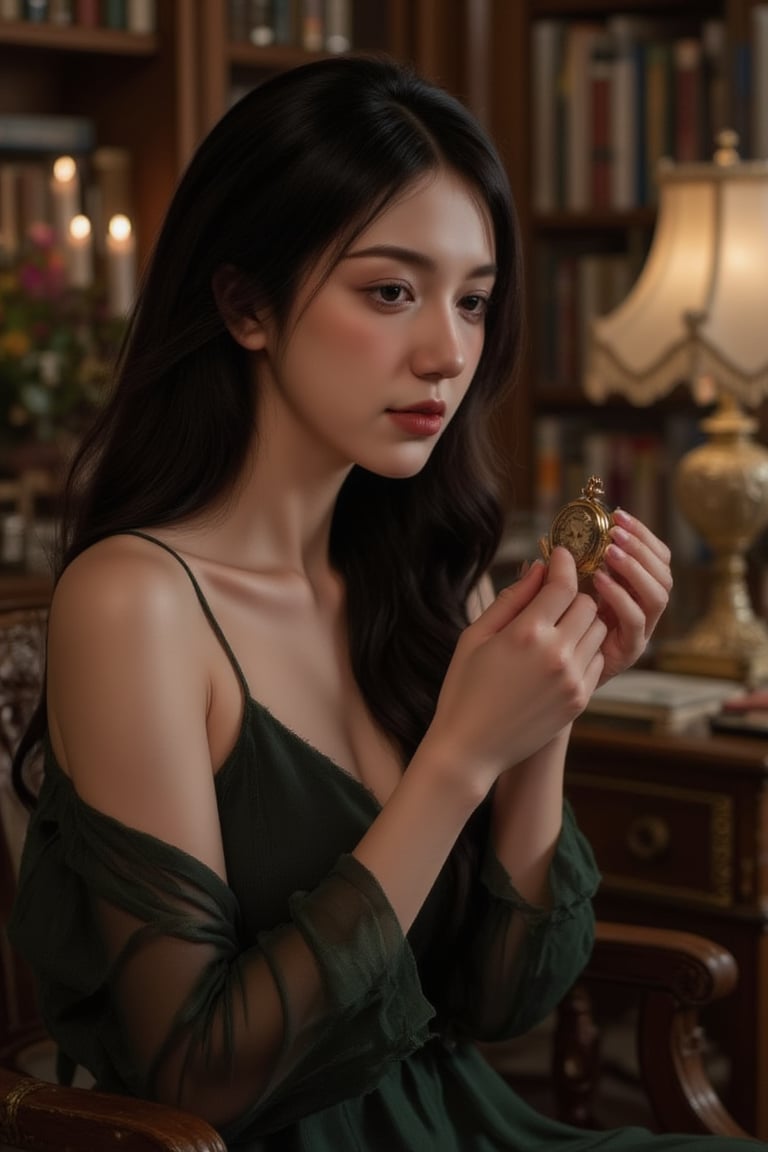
[447,799,601,1042]
[10,766,435,1142]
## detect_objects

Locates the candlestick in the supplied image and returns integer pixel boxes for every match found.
[0,163,18,258]
[106,213,136,317]
[67,214,93,289]
[50,155,80,249]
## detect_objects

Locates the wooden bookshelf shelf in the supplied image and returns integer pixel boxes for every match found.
[0,20,156,55]
[227,42,330,68]
[533,207,657,232]
[532,0,722,16]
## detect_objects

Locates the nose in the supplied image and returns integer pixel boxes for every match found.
[410,303,466,380]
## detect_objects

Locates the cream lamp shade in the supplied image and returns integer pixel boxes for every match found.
[585,132,768,685]
[586,165,716,405]
[692,163,768,403]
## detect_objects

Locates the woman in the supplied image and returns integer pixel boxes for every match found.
[9,55,748,1151]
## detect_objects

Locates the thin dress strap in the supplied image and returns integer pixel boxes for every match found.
[119,530,251,699]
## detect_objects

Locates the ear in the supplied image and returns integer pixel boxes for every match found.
[212,264,268,351]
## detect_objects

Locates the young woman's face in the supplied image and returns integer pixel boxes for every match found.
[256,167,496,478]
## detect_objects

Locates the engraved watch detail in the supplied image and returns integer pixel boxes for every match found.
[539,475,613,577]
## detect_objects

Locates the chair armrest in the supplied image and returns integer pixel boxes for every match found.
[578,921,748,1138]
[0,1066,227,1152]
[587,921,738,1002]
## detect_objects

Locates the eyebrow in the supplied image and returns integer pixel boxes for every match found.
[344,244,497,279]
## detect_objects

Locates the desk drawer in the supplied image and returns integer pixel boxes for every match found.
[567,772,734,907]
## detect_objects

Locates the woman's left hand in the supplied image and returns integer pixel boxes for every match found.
[590,508,673,685]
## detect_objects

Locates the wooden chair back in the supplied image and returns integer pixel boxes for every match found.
[0,603,49,1068]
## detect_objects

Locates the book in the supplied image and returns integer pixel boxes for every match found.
[300,0,322,51]
[531,20,563,212]
[126,0,154,33]
[247,0,274,46]
[102,0,126,29]
[24,0,47,21]
[607,15,640,209]
[49,0,73,23]
[584,670,740,733]
[589,34,613,208]
[674,37,703,162]
[74,0,99,25]
[562,22,602,212]
[644,40,673,204]
[0,113,95,154]
[731,38,752,158]
[701,19,727,153]
[710,687,768,737]
[271,0,293,44]
[325,0,351,53]
[752,6,768,159]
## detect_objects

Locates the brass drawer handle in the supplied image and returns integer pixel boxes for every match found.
[626,815,670,861]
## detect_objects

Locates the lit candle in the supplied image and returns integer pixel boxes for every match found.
[67,214,93,289]
[106,213,136,317]
[0,163,18,259]
[50,155,80,249]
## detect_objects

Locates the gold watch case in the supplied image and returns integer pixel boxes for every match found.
[539,475,614,577]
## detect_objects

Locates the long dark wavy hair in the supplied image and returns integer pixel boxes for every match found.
[13,54,524,988]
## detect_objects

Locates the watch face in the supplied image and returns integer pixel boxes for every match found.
[553,506,599,564]
[538,476,612,577]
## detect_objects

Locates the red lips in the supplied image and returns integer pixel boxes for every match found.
[386,400,445,437]
[388,399,446,416]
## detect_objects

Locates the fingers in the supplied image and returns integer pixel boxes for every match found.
[480,546,582,634]
[600,512,672,637]
[611,509,672,586]
[475,559,547,638]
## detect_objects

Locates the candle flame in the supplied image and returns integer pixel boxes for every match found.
[108,214,132,242]
[53,155,77,184]
[69,214,92,240]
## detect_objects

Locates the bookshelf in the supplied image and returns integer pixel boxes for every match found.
[494,0,768,638]
[0,0,477,584]
[3,0,768,613]
[0,1,469,275]
[193,1,467,137]
[0,2,197,269]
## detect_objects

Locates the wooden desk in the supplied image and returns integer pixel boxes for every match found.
[567,721,768,1138]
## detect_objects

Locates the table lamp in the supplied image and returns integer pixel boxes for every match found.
[586,131,768,685]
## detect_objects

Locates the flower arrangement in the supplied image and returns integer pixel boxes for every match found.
[0,223,124,456]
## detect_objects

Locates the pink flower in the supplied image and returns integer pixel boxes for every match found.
[27,222,55,250]
[18,254,66,300]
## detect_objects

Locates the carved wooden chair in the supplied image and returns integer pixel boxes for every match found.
[488,920,749,1139]
[0,602,751,1149]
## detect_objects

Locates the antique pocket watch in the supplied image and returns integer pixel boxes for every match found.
[539,475,614,578]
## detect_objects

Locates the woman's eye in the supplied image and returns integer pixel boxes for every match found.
[461,293,489,317]
[371,283,407,304]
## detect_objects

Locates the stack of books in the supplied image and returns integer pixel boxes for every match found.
[583,670,741,733]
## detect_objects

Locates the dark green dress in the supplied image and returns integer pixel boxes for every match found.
[9,536,764,1150]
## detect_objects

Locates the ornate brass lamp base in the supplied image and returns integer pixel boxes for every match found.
[656,394,768,687]
[657,559,768,683]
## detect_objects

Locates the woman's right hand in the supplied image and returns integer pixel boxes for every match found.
[426,546,607,794]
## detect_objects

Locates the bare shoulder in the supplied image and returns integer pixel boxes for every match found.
[47,533,227,874]
[51,533,196,639]
[48,531,210,740]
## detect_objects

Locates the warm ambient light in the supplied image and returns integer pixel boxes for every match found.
[68,214,91,241]
[106,212,137,318]
[586,130,768,685]
[108,213,132,242]
[52,155,77,184]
